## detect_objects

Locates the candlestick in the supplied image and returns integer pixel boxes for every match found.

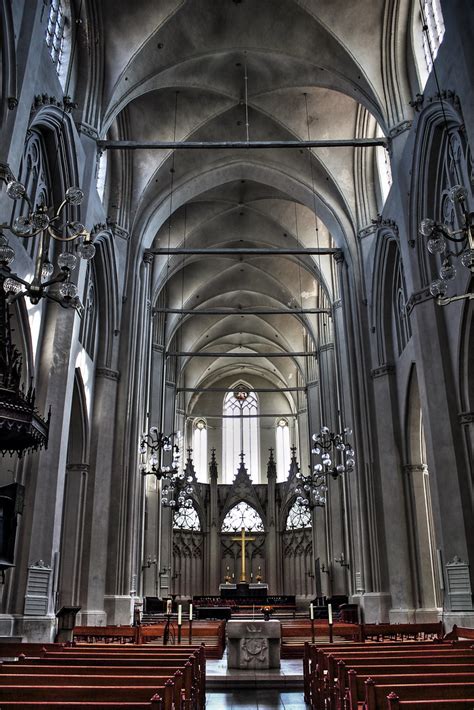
[328,603,333,625]
[178,604,182,625]
[189,603,193,621]
[166,599,172,615]
[310,602,314,620]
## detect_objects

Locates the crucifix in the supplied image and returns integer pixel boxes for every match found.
[231,527,255,582]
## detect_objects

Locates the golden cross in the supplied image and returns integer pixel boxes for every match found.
[231,527,256,582]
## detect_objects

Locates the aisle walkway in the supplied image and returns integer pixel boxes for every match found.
[206,650,304,690]
[206,689,308,709]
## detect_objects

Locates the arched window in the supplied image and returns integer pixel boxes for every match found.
[193,419,207,483]
[45,0,71,90]
[421,0,445,74]
[173,505,201,531]
[79,262,98,360]
[375,125,393,208]
[96,150,108,203]
[221,502,264,533]
[286,500,312,530]
[276,418,290,481]
[223,384,259,482]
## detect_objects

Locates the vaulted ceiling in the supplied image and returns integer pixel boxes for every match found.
[93,0,415,410]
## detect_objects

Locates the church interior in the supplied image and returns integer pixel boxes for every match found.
[0,0,473,707]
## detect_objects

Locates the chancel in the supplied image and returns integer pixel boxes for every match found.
[0,0,473,708]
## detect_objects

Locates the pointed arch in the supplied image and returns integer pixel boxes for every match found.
[222,382,260,483]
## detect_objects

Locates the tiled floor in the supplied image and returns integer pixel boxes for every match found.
[206,689,308,709]
[206,652,303,683]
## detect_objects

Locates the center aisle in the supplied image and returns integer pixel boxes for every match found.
[206,689,309,709]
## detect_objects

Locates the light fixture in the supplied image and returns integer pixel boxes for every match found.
[419,185,474,306]
[295,426,355,508]
[0,166,95,310]
[0,276,50,456]
[139,427,191,508]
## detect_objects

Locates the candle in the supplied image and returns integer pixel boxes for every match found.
[328,603,333,625]
[189,603,193,621]
[166,599,172,615]
[178,604,182,625]
[310,602,314,620]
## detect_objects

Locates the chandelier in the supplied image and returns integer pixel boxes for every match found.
[139,427,192,508]
[0,276,50,456]
[419,184,474,306]
[296,426,355,508]
[0,167,95,309]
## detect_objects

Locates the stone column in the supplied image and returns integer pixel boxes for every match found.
[9,303,78,641]
[58,464,88,611]
[265,450,278,593]
[208,450,219,593]
[80,367,120,625]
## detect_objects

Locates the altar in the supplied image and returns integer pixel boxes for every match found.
[227,619,281,669]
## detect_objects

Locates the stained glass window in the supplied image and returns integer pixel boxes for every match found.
[221,502,264,532]
[223,384,259,483]
[422,0,445,73]
[193,419,207,482]
[173,505,201,531]
[45,1,66,70]
[276,418,291,481]
[286,500,312,530]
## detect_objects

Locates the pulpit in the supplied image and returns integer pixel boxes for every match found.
[227,619,281,669]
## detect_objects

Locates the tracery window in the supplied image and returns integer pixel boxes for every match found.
[393,253,412,356]
[286,500,312,530]
[192,419,207,483]
[45,1,66,71]
[421,0,445,73]
[223,384,259,483]
[276,418,290,482]
[96,151,108,203]
[221,502,264,533]
[79,262,98,360]
[173,505,201,531]
[376,125,393,207]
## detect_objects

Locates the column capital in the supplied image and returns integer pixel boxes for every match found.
[370,364,395,379]
[403,463,428,475]
[96,367,120,382]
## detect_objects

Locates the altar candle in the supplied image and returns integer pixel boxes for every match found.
[189,603,193,621]
[178,604,182,625]
[310,603,314,620]
[328,603,333,625]
[166,599,172,615]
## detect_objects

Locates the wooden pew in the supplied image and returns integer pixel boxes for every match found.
[6,644,205,709]
[361,621,443,642]
[281,619,359,658]
[0,684,175,708]
[365,680,474,709]
[443,624,474,642]
[347,669,474,710]
[305,641,474,710]
[73,626,138,643]
[386,700,474,709]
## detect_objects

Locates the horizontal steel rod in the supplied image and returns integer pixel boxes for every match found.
[148,247,338,255]
[167,351,315,358]
[98,138,387,150]
[154,307,330,315]
[186,413,297,418]
[178,386,306,393]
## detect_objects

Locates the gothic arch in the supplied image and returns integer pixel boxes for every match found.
[0,0,16,130]
[410,97,472,289]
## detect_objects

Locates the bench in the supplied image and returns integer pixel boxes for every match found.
[303,640,474,709]
[281,619,359,658]
[346,670,474,710]
[361,621,443,642]
[0,643,206,709]
[366,680,474,709]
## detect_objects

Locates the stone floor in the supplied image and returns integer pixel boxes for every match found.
[206,690,308,709]
[207,651,304,690]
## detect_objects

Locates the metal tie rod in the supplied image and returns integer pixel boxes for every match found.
[167,351,315,358]
[178,386,306,393]
[148,247,338,255]
[98,138,387,150]
[187,413,297,419]
[154,307,330,315]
